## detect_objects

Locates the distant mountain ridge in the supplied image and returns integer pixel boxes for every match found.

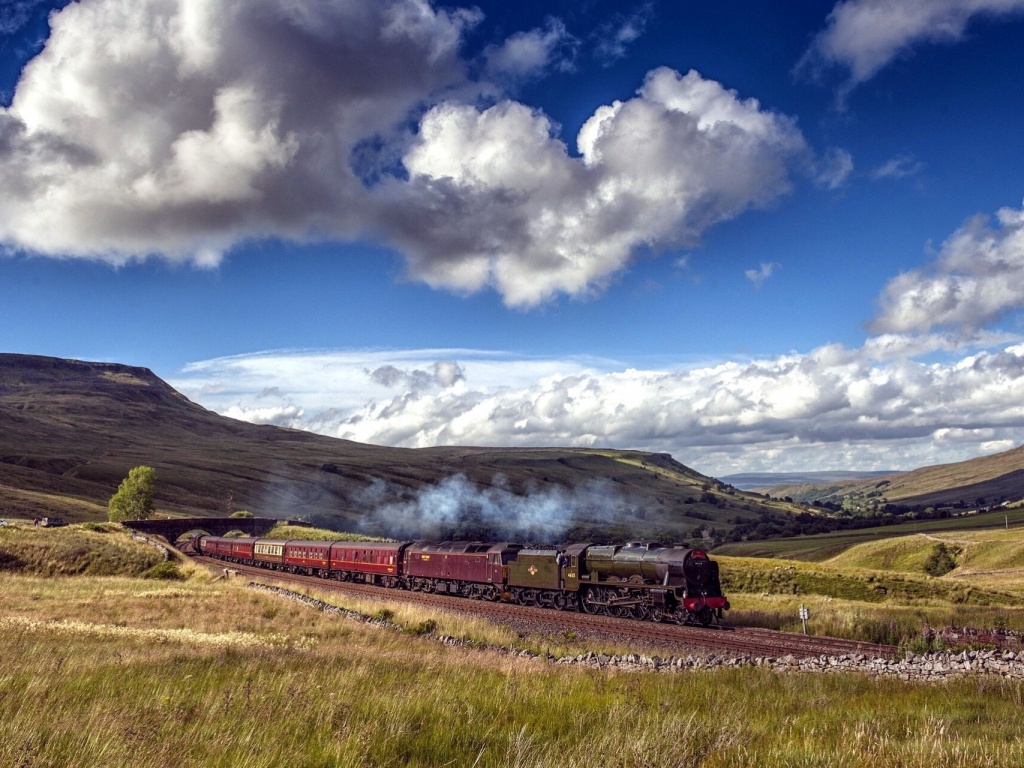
[721,470,901,491]
[0,353,781,538]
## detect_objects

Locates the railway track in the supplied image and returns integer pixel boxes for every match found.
[197,557,898,660]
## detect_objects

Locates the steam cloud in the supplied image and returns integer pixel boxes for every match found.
[353,474,636,544]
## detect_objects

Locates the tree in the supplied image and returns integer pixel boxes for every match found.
[108,466,157,522]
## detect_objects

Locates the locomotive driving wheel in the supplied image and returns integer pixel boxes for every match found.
[581,588,601,614]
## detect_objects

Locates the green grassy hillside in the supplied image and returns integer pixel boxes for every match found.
[714,506,1024,561]
[0,521,167,577]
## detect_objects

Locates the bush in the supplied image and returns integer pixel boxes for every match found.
[404,618,438,636]
[924,543,958,577]
[145,562,186,580]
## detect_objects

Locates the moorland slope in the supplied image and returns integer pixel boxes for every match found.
[0,353,781,537]
[765,444,1024,510]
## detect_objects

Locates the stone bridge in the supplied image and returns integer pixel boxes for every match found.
[123,516,278,542]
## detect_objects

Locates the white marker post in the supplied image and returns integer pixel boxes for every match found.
[799,604,810,635]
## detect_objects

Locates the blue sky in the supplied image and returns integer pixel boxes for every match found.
[2,0,1024,476]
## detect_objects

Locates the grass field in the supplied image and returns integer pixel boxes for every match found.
[713,507,1024,561]
[3,523,1024,766]
[713,524,1024,643]
[4,571,1024,768]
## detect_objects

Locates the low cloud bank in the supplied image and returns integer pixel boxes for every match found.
[173,340,1024,476]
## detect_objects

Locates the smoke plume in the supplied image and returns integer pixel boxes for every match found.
[353,474,636,544]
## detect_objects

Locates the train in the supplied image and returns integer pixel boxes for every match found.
[195,535,730,625]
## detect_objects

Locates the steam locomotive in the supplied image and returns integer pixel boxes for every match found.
[195,536,729,625]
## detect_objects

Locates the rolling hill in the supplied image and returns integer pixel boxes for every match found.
[0,353,783,540]
[765,444,1024,511]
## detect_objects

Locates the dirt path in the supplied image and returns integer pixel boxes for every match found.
[919,533,978,547]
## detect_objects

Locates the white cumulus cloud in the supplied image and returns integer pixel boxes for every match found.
[800,0,1024,93]
[0,0,809,306]
[0,0,478,262]
[393,67,807,306]
[482,18,577,81]
[871,201,1024,335]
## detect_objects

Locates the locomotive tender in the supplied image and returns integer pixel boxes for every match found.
[197,536,729,625]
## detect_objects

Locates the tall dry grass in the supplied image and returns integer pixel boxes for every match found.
[3,573,1024,767]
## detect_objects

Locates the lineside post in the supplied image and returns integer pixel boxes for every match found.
[799,604,810,635]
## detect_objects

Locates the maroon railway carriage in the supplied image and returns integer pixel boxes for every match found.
[198,536,231,558]
[197,536,226,558]
[283,540,331,576]
[197,536,255,564]
[403,541,521,599]
[327,541,406,587]
[193,533,729,627]
[227,537,255,564]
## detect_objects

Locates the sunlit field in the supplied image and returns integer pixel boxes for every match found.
[4,572,1024,768]
[2,524,1024,766]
